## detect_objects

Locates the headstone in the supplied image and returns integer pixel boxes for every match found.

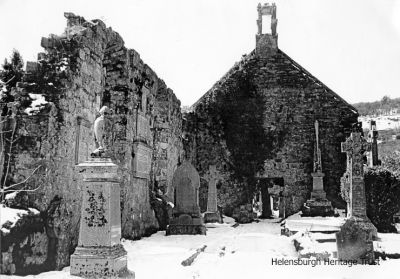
[232,204,258,223]
[203,165,223,223]
[336,125,377,264]
[302,120,334,217]
[367,120,379,167]
[70,158,134,278]
[166,161,206,235]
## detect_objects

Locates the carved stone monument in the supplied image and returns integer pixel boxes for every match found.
[166,161,206,235]
[336,125,377,264]
[70,108,133,278]
[367,120,379,167]
[203,165,223,223]
[91,106,110,157]
[302,120,334,217]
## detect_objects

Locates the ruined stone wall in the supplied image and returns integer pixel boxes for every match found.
[185,50,358,216]
[153,83,183,199]
[1,13,182,275]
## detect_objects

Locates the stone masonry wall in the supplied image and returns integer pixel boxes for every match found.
[185,50,358,216]
[1,13,182,275]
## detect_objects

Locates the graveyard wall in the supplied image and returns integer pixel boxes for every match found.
[185,50,358,216]
[1,13,182,274]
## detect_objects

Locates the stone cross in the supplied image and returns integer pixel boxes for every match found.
[204,165,220,213]
[314,120,322,172]
[302,120,333,217]
[341,131,371,218]
[368,120,379,167]
[337,128,377,264]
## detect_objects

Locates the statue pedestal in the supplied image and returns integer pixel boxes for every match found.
[336,216,377,264]
[302,172,334,217]
[70,158,134,278]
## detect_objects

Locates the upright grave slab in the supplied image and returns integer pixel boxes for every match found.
[336,126,377,264]
[204,165,223,223]
[166,161,206,235]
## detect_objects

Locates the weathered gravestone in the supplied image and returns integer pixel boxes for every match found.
[70,109,133,278]
[204,165,223,223]
[166,161,206,235]
[302,120,334,217]
[367,120,379,167]
[336,125,377,264]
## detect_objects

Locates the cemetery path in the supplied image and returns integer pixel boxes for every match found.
[3,218,400,279]
[125,218,299,279]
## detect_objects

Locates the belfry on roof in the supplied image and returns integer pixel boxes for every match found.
[256,3,278,57]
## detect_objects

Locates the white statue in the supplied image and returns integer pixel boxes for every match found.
[91,106,109,157]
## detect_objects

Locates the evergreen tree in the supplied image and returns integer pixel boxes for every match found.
[0,49,24,92]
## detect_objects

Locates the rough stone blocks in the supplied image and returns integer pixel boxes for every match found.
[204,211,223,223]
[166,214,206,235]
[302,200,334,217]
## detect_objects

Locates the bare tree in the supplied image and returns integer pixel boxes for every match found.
[0,103,44,201]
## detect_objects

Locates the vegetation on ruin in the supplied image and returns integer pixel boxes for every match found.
[0,49,24,93]
[0,50,47,201]
[214,70,281,204]
[365,167,400,233]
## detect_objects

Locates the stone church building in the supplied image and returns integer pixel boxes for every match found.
[1,4,357,275]
[184,3,358,217]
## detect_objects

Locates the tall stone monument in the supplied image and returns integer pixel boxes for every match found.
[302,120,334,216]
[336,124,377,264]
[203,165,223,223]
[70,108,133,278]
[166,161,206,235]
[367,120,379,167]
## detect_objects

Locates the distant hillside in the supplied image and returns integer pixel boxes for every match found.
[353,96,400,116]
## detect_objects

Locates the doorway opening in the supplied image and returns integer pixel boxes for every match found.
[256,178,284,219]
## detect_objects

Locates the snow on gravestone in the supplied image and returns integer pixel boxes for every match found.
[166,161,206,235]
[336,127,377,264]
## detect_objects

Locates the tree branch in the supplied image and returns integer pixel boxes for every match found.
[2,165,42,190]
[2,183,43,194]
[3,75,15,85]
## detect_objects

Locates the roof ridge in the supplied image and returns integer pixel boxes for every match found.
[191,51,256,109]
[278,49,358,114]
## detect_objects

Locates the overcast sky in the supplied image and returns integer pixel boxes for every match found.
[1,0,399,106]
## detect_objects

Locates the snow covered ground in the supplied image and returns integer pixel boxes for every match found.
[2,217,400,279]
